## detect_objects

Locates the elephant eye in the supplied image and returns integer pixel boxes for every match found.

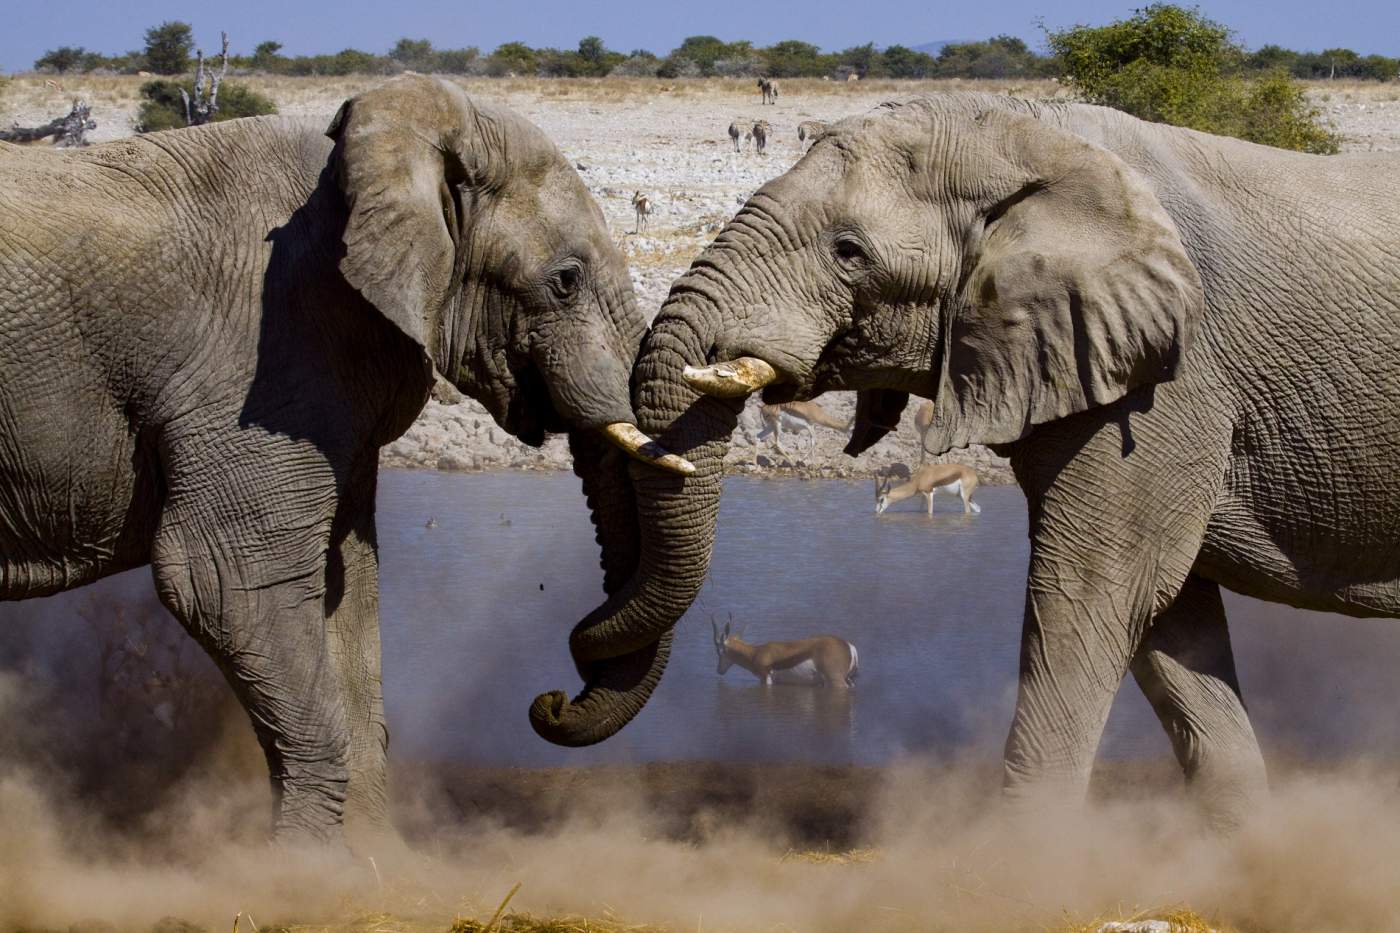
[549,262,583,301]
[832,235,870,269]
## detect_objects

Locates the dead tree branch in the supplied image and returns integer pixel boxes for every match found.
[181,31,229,126]
[0,99,96,146]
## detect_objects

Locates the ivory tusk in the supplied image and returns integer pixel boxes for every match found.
[681,357,780,398]
[599,423,696,475]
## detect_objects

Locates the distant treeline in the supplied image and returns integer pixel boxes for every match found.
[29,29,1400,82]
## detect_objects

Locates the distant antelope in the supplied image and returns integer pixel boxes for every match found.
[713,616,858,688]
[758,400,850,455]
[797,120,829,146]
[728,120,743,151]
[758,77,779,105]
[875,463,982,515]
[631,191,651,233]
[751,119,771,155]
[913,399,935,463]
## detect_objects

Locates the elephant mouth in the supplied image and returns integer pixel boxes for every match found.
[504,360,566,447]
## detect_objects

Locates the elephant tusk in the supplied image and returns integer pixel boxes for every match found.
[681,357,779,398]
[600,423,696,476]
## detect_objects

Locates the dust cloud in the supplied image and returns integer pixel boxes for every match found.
[6,698,1400,933]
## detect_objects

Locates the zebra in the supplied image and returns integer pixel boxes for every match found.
[631,191,651,233]
[728,120,743,152]
[797,120,829,146]
[757,77,779,105]
[751,120,771,155]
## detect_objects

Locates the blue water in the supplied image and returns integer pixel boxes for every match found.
[6,470,1400,771]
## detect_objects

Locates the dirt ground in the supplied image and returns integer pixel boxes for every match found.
[11,75,1393,484]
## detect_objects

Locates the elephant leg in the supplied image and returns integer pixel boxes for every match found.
[1131,574,1267,829]
[323,463,398,853]
[152,442,349,846]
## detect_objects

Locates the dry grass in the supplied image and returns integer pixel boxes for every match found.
[0,74,1067,116]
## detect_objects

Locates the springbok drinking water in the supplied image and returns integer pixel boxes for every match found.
[712,616,858,688]
[875,463,982,515]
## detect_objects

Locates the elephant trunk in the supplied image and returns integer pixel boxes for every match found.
[530,295,740,746]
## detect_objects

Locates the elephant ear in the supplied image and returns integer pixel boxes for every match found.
[326,75,476,364]
[925,110,1205,455]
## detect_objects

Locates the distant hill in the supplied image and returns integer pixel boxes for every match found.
[911,40,965,54]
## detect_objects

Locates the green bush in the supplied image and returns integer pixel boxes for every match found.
[1047,4,1339,154]
[135,79,277,133]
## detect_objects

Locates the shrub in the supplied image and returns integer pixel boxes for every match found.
[610,51,661,77]
[1047,4,1339,154]
[135,79,277,133]
[144,20,194,75]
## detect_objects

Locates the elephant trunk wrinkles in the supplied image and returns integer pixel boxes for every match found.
[530,296,740,746]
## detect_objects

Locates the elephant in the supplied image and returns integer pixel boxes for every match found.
[0,74,691,847]
[529,92,1400,829]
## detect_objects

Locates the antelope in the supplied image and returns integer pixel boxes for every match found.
[875,463,982,515]
[913,399,935,463]
[797,120,829,146]
[631,191,651,233]
[728,120,743,151]
[758,400,851,455]
[758,77,779,105]
[712,616,858,688]
[751,120,771,155]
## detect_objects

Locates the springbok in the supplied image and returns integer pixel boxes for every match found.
[751,120,771,155]
[758,400,850,455]
[875,463,982,515]
[712,616,858,688]
[727,120,743,151]
[631,191,651,233]
[758,77,779,105]
[913,399,935,463]
[797,120,829,146]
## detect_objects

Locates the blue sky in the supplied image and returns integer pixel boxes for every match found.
[5,0,1399,71]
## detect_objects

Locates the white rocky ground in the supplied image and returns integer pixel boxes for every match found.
[6,76,1395,483]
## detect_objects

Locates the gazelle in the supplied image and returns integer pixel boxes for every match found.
[875,463,982,515]
[631,191,651,233]
[712,616,858,688]
[758,400,851,455]
[913,399,935,464]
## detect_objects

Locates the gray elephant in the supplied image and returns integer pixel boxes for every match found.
[531,93,1400,828]
[0,75,689,847]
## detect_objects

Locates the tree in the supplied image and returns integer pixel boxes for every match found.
[1046,4,1338,154]
[144,20,194,75]
[575,36,623,76]
[672,35,729,76]
[761,40,830,77]
[881,44,935,78]
[390,37,434,70]
[35,46,87,74]
[486,41,538,76]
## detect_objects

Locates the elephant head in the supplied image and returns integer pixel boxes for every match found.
[328,76,694,742]
[529,95,1205,744]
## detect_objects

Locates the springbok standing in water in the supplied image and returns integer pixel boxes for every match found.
[631,191,651,233]
[758,399,851,455]
[912,399,936,463]
[712,616,858,687]
[876,463,982,515]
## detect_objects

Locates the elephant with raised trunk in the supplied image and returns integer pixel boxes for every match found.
[532,93,1400,829]
[0,75,690,847]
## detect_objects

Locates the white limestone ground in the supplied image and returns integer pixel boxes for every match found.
[4,76,1393,483]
